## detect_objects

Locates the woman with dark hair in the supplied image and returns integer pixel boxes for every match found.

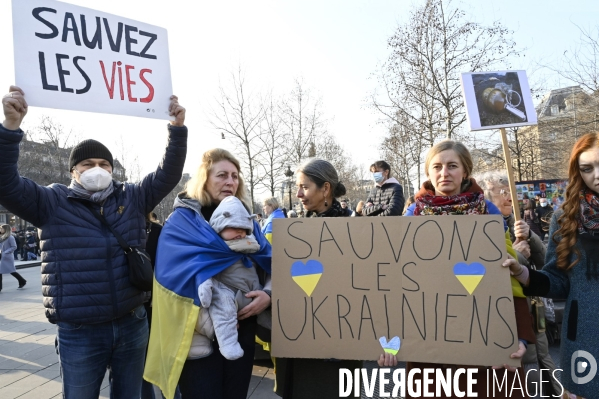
[398,140,535,398]
[362,160,405,216]
[507,133,599,399]
[0,224,26,291]
[275,158,357,398]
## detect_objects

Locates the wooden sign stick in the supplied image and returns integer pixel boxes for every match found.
[499,127,521,222]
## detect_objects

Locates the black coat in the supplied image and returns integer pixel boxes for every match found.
[363,178,405,216]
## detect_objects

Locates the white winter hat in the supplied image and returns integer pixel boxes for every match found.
[209,196,254,235]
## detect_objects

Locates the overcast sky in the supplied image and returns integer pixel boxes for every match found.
[1,0,598,196]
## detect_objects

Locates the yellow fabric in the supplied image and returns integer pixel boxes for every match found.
[143,280,199,399]
[256,336,271,352]
[265,232,273,244]
[505,232,525,298]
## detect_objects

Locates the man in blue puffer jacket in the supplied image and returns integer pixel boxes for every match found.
[0,85,187,399]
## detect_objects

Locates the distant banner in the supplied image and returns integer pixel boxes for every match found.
[271,216,520,367]
[12,0,172,119]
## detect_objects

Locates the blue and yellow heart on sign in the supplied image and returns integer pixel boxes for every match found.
[290,260,323,296]
[453,262,486,295]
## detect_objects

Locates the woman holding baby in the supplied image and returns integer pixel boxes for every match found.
[145,148,272,399]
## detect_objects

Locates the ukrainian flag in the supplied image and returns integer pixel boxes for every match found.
[261,208,285,244]
[144,206,271,399]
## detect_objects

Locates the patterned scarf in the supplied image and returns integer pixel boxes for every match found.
[579,188,599,234]
[68,179,115,203]
[306,199,349,218]
[413,179,488,216]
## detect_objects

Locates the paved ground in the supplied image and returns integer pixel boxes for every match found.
[0,266,279,399]
[1,264,562,399]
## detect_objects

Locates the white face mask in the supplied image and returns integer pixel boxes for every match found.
[540,202,548,207]
[76,166,113,192]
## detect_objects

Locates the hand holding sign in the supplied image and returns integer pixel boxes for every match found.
[2,86,28,130]
[168,95,185,127]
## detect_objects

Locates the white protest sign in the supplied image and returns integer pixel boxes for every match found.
[12,0,172,120]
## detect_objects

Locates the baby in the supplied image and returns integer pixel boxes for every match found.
[195,196,265,360]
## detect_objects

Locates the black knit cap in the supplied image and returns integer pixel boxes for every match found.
[68,139,114,170]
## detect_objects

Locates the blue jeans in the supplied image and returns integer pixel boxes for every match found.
[55,305,149,399]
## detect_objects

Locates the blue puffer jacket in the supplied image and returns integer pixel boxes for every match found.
[0,123,187,324]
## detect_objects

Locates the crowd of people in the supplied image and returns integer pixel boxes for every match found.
[1,84,598,399]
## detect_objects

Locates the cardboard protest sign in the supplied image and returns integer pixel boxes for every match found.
[460,70,537,131]
[271,216,520,367]
[12,0,172,119]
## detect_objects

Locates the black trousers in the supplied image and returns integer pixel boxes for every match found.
[0,272,26,289]
[178,316,257,399]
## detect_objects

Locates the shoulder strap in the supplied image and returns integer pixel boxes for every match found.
[84,203,132,252]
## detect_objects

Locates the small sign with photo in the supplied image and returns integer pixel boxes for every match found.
[460,70,537,131]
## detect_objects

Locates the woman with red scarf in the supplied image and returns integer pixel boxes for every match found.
[380,140,535,398]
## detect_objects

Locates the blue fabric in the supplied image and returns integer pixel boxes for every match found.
[0,123,188,324]
[56,305,149,399]
[261,208,285,236]
[156,207,271,307]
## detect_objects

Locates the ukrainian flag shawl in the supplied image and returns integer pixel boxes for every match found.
[144,201,271,399]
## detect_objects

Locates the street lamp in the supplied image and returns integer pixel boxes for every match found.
[284,165,294,210]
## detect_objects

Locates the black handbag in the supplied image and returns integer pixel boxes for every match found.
[86,205,154,291]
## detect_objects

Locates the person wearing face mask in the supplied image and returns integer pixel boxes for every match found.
[362,160,405,217]
[536,197,553,241]
[0,85,188,399]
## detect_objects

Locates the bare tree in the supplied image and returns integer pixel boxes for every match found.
[113,134,140,183]
[210,66,265,207]
[314,132,365,205]
[555,24,599,92]
[281,78,328,165]
[18,116,79,186]
[257,93,288,196]
[153,173,190,222]
[380,116,422,191]
[371,0,520,176]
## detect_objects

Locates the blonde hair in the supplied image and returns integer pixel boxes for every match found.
[263,197,280,210]
[184,148,250,209]
[424,140,473,179]
[0,224,11,242]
